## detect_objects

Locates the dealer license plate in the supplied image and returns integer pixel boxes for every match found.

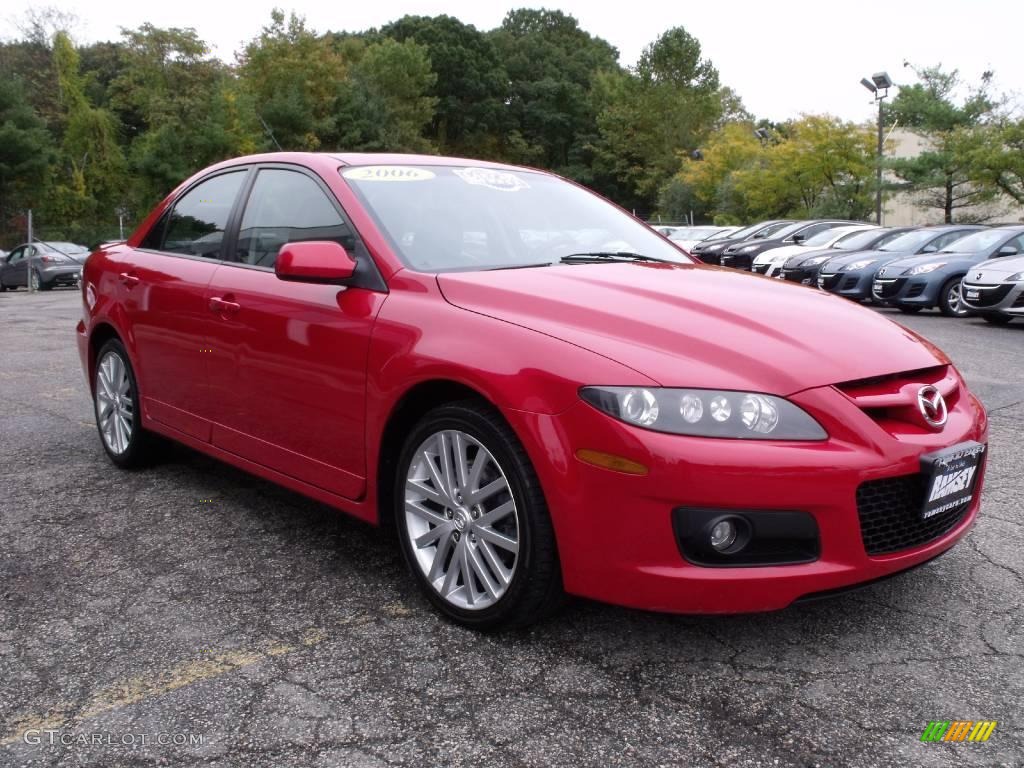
[919,442,985,520]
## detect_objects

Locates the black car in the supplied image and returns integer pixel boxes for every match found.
[873,226,1024,316]
[0,241,89,291]
[689,220,793,265]
[780,227,914,284]
[719,220,859,271]
[816,225,984,302]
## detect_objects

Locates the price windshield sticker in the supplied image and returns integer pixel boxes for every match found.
[453,167,530,192]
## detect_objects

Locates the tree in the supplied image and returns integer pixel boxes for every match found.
[335,38,437,152]
[970,120,1024,207]
[886,65,1001,222]
[237,10,348,150]
[46,31,128,242]
[0,78,54,243]
[380,15,506,156]
[490,9,620,175]
[591,27,722,212]
[673,122,763,221]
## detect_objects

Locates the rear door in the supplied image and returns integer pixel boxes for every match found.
[203,165,387,500]
[121,168,249,440]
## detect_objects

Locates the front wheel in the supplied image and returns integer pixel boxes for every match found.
[93,339,155,468]
[394,401,562,630]
[939,277,969,317]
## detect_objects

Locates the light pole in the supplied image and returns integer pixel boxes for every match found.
[860,72,893,225]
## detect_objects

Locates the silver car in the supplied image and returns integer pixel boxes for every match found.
[960,253,1024,325]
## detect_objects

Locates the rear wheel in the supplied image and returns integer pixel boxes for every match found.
[93,339,155,468]
[394,401,562,630]
[982,314,1013,325]
[939,277,969,317]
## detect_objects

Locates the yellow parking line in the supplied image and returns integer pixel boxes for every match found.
[1,627,327,747]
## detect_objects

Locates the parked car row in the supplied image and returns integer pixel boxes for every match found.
[680,218,1024,323]
[0,241,89,291]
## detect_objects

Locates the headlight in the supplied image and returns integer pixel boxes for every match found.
[802,255,831,266]
[740,244,759,252]
[904,262,945,275]
[1006,272,1024,282]
[579,387,827,440]
[844,259,876,271]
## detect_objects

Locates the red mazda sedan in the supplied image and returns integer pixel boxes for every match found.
[77,153,988,629]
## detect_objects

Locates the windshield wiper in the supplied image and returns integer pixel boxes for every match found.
[483,262,553,271]
[559,251,668,264]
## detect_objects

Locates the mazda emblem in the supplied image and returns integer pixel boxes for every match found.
[975,272,983,280]
[917,386,948,428]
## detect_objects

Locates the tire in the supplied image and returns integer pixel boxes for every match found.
[394,400,563,630]
[898,306,922,314]
[939,276,969,317]
[93,339,155,469]
[30,270,43,291]
[982,314,1013,325]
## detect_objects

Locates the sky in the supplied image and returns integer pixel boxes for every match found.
[2,0,1022,124]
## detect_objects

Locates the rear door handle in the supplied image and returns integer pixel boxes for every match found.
[208,296,241,316]
[119,272,140,287]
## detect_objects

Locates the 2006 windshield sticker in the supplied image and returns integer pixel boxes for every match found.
[453,167,530,192]
[343,166,435,182]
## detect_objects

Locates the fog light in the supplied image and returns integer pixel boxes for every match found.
[709,519,737,551]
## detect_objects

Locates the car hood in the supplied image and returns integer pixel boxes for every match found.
[967,255,1024,283]
[437,263,945,395]
[819,248,899,270]
[783,247,839,267]
[877,251,984,276]
[753,244,803,265]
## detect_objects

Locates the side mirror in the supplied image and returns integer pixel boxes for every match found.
[921,244,938,253]
[275,241,357,284]
[996,245,1019,257]
[791,233,805,244]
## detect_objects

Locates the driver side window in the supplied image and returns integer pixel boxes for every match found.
[236,169,355,269]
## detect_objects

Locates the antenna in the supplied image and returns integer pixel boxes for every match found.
[257,114,283,151]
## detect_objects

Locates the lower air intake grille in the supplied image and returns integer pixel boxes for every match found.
[856,474,970,556]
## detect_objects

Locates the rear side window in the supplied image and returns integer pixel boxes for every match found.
[236,169,355,268]
[160,171,246,258]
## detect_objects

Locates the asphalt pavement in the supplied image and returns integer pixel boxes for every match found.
[1,288,1022,768]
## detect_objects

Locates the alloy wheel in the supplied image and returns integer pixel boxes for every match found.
[404,429,520,610]
[95,351,134,454]
[29,271,39,291]
[948,283,965,315]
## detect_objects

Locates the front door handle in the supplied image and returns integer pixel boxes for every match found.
[119,272,140,288]
[208,296,241,316]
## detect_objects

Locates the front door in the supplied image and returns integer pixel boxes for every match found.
[204,167,386,500]
[120,169,248,440]
[2,246,30,287]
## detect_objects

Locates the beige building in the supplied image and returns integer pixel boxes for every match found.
[882,129,1024,226]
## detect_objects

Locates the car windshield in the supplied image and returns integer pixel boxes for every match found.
[939,229,1013,253]
[835,229,884,250]
[40,241,88,253]
[669,226,725,241]
[803,229,847,247]
[879,229,940,252]
[751,221,793,239]
[342,165,694,270]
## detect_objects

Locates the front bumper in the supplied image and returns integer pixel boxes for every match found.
[871,275,943,307]
[782,265,822,285]
[818,269,874,300]
[508,380,987,614]
[720,251,757,270]
[961,281,1024,315]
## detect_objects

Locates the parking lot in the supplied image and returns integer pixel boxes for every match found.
[1,288,1022,768]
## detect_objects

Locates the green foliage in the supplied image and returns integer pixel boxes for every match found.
[886,65,1002,222]
[677,117,877,222]
[968,120,1024,206]
[380,15,506,156]
[0,77,54,237]
[335,38,438,152]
